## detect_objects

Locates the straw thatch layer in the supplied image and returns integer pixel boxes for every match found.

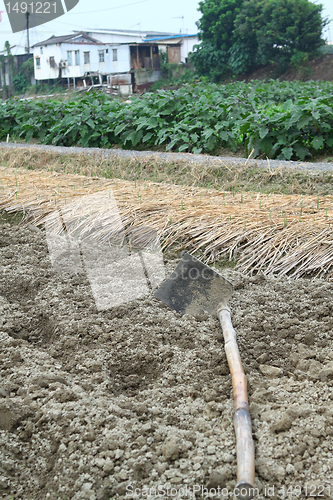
[1,165,333,279]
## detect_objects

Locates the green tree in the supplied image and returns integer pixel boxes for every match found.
[197,0,244,50]
[231,0,329,73]
[191,0,329,80]
[190,0,244,81]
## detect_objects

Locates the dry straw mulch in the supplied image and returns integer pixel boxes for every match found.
[1,163,333,279]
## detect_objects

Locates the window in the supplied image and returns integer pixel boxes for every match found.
[40,47,43,54]
[98,50,104,63]
[112,48,117,62]
[84,51,90,64]
[36,57,41,69]
[49,56,55,68]
[67,51,73,66]
[75,50,80,65]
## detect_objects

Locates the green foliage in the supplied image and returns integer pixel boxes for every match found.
[12,73,29,93]
[0,80,333,161]
[228,42,255,75]
[12,58,34,93]
[159,50,173,79]
[154,51,196,89]
[197,0,244,50]
[150,67,196,91]
[233,0,328,71]
[191,0,244,79]
[20,57,34,80]
[290,50,309,68]
[190,43,230,82]
[192,0,329,79]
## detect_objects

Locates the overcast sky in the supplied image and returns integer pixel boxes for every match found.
[0,0,332,55]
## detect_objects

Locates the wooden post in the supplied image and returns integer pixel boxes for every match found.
[150,45,153,70]
[136,46,139,68]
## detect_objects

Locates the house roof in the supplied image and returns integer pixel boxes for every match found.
[143,34,198,42]
[78,29,176,37]
[32,32,100,48]
[32,30,199,49]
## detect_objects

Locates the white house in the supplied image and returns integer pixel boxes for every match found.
[32,32,115,84]
[80,29,199,64]
[32,29,198,94]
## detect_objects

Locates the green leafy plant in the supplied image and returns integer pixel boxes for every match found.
[0,80,333,160]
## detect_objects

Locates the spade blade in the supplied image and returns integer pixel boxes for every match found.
[154,252,233,316]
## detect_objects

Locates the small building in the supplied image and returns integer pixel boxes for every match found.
[32,29,198,94]
[32,32,109,85]
[143,33,199,64]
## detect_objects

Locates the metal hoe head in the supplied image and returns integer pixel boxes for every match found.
[154,252,233,316]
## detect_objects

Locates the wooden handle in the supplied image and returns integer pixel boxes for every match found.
[234,409,255,500]
[217,306,255,500]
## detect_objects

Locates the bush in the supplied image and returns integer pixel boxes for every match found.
[13,73,30,93]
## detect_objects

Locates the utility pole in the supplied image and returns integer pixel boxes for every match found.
[26,12,30,53]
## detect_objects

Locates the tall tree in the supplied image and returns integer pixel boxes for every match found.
[197,0,244,50]
[191,0,329,79]
[190,0,244,81]
[231,0,329,73]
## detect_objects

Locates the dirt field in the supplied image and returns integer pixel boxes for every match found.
[1,213,333,500]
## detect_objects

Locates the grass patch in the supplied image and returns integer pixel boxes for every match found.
[0,147,333,196]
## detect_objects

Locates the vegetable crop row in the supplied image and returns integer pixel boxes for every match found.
[1,80,333,160]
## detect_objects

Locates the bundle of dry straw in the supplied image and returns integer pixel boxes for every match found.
[1,165,333,279]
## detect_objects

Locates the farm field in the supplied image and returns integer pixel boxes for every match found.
[2,150,333,279]
[1,218,333,500]
[1,148,333,499]
[1,80,333,162]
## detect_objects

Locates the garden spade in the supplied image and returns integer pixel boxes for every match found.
[154,252,255,500]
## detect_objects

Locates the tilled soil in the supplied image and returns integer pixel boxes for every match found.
[1,221,333,500]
